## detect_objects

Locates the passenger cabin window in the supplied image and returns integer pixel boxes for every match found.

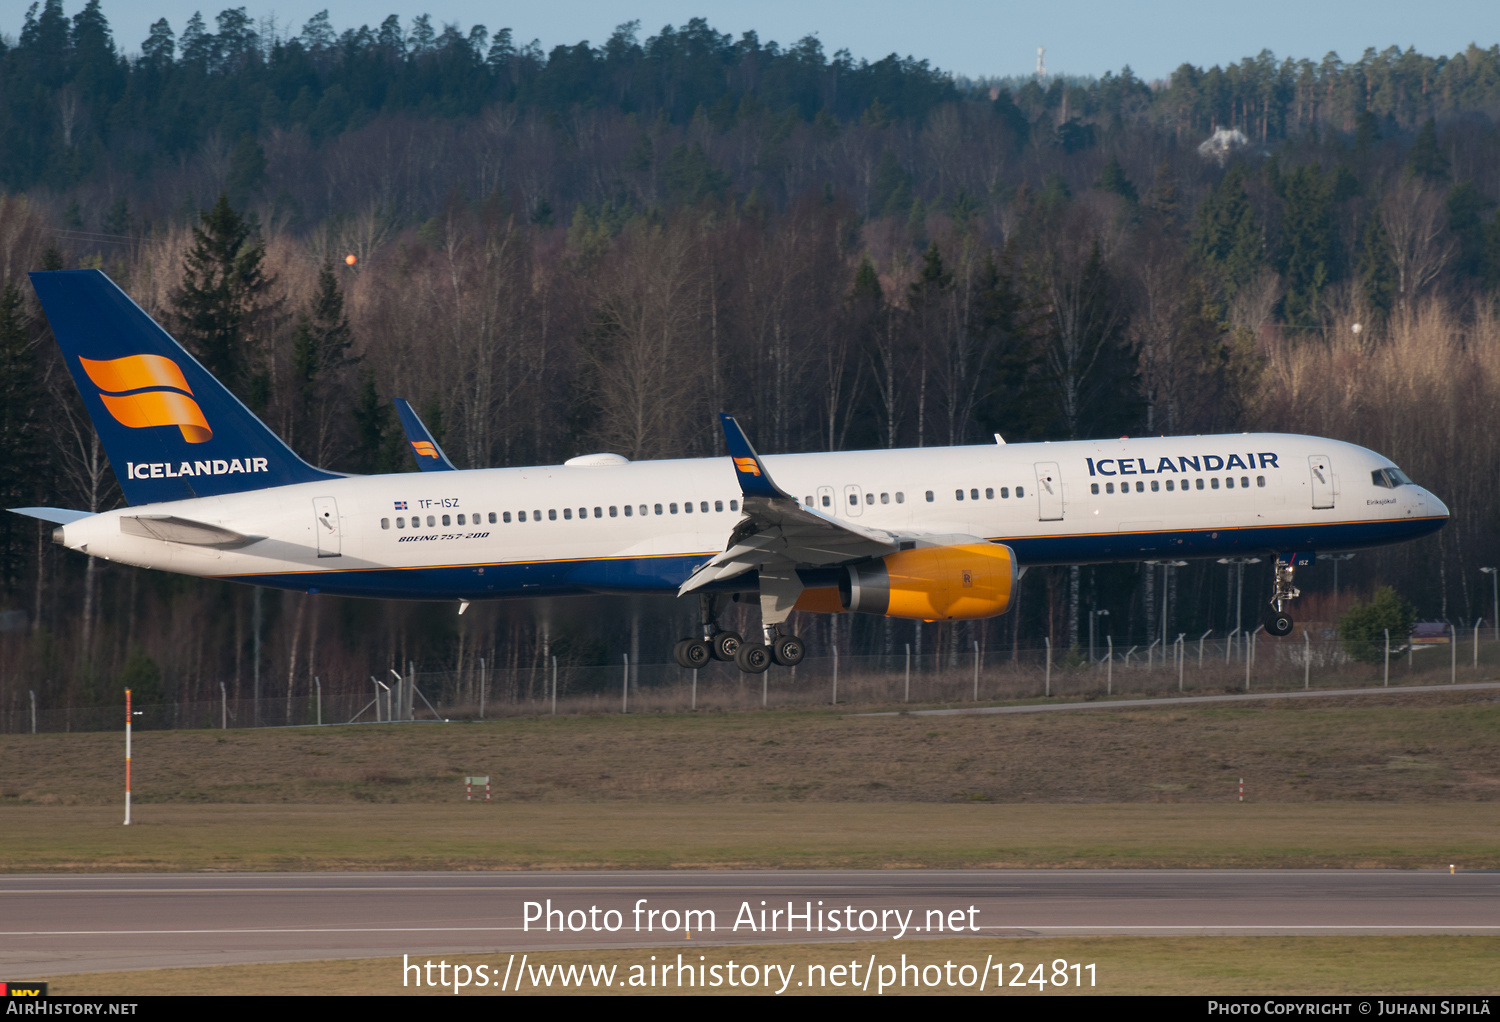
[715,500,723,512]
[563,508,572,520]
[1195,479,1205,490]
[654,504,663,515]
[822,495,832,507]
[1091,483,1100,495]
[985,488,994,499]
[700,501,709,513]
[623,506,632,517]
[866,493,874,504]
[1165,480,1174,492]
[548,509,557,521]
[640,505,648,516]
[670,503,678,514]
[729,500,739,511]
[1211,478,1220,490]
[850,494,859,506]
[925,491,934,502]
[381,518,390,529]
[1106,482,1115,494]
[683,502,691,513]
[1150,481,1159,492]
[1000,487,1009,498]
[1256,477,1265,487]
[955,489,964,501]
[609,506,618,517]
[1226,477,1235,489]
[503,512,512,523]
[489,513,498,524]
[880,492,890,504]
[895,492,904,503]
[1016,486,1025,498]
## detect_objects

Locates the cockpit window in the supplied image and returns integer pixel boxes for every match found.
[1372,467,1413,489]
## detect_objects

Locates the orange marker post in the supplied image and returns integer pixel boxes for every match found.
[124,688,132,826]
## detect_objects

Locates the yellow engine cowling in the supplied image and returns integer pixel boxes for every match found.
[838,542,1018,620]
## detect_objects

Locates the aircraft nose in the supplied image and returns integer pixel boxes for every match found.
[1423,489,1450,519]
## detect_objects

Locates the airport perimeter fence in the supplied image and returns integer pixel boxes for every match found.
[3,629,1495,735]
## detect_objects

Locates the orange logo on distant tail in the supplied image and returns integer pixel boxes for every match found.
[411,441,439,458]
[733,457,761,476]
[80,355,212,443]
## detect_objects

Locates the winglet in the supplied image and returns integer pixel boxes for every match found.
[719,413,791,500]
[394,399,457,472]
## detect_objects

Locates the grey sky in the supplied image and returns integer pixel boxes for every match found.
[21,0,1499,82]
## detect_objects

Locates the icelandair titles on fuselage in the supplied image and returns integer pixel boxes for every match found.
[1087,452,1280,477]
[126,457,270,479]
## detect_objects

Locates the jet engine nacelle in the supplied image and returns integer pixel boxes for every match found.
[838,542,1018,620]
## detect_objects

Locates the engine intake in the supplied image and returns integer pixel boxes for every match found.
[838,542,1018,620]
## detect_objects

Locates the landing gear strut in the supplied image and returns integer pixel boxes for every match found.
[1264,554,1303,637]
[673,593,743,668]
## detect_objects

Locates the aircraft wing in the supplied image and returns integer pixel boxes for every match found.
[394,398,457,471]
[678,415,898,595]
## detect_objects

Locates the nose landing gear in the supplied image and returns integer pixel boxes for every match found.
[1264,554,1305,637]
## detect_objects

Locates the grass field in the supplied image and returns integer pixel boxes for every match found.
[2,802,1497,870]
[43,937,1500,995]
[3,687,1498,807]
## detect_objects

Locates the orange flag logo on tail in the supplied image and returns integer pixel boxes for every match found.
[411,441,439,458]
[733,456,761,476]
[79,355,212,443]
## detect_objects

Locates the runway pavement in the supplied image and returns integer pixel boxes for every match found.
[4,870,1497,976]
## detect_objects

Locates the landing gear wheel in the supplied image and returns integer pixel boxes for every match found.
[1266,611,1294,637]
[674,638,710,668]
[771,634,805,667]
[710,630,742,662]
[735,643,771,673]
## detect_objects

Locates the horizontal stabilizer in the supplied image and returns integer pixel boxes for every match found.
[120,515,262,548]
[8,507,92,525]
[394,398,457,472]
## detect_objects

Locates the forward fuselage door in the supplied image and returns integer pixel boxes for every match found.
[843,484,865,517]
[313,496,342,557]
[1034,462,1064,521]
[1308,456,1334,509]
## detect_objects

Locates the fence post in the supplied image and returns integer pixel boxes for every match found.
[315,677,322,726]
[692,668,698,710]
[1245,627,1257,691]
[1226,627,1239,664]
[1199,629,1212,668]
[1384,628,1390,687]
[1044,636,1052,697]
[29,689,36,734]
[1177,634,1185,692]
[972,640,980,701]
[1476,620,1483,671]
[551,655,558,715]
[832,644,839,705]
[1451,623,1456,684]
[904,643,911,703]
[763,668,768,708]
[479,657,486,720]
[622,653,629,713]
[1304,631,1311,690]
[1106,636,1113,695]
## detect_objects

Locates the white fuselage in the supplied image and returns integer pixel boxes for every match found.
[54,433,1447,601]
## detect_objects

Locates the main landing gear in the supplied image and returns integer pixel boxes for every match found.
[1263,554,1303,637]
[672,593,806,673]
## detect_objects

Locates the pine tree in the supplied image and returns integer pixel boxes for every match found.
[1356,215,1396,326]
[1096,154,1138,204]
[1191,166,1262,299]
[1405,119,1449,182]
[0,284,42,594]
[1277,164,1335,329]
[172,194,271,401]
[291,260,356,464]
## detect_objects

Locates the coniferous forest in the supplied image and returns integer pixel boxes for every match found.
[2,2,1500,713]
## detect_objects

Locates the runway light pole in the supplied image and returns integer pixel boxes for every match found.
[124,690,142,826]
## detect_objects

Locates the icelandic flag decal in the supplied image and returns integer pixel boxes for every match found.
[394,501,408,510]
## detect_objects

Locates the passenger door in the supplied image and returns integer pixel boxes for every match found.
[1308,456,1334,509]
[843,484,865,517]
[313,496,341,557]
[1034,462,1063,521]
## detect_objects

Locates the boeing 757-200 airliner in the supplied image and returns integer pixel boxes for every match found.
[14,270,1448,673]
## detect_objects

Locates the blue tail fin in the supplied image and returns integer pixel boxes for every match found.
[394,398,457,471]
[30,269,339,505]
